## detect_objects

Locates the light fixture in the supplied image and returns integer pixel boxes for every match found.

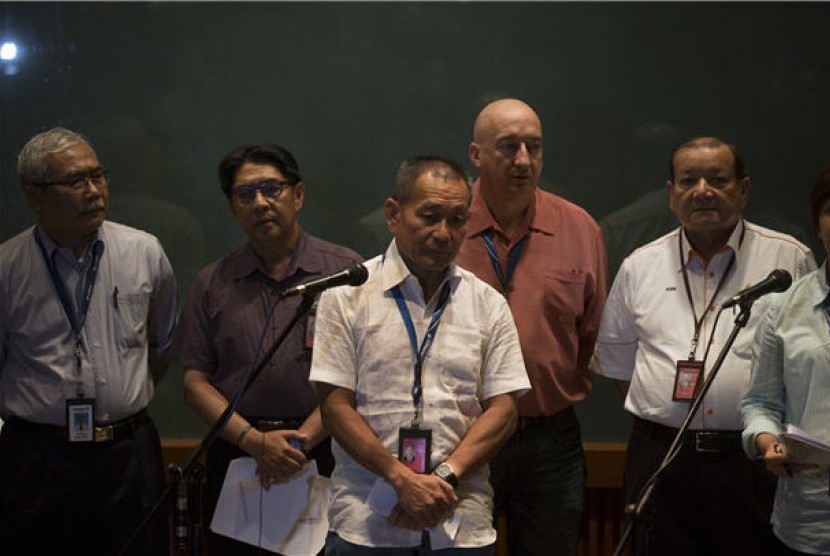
[0,41,18,61]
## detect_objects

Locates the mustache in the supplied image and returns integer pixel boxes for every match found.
[82,200,105,212]
[255,215,280,226]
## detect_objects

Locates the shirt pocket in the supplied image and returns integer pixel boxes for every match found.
[115,291,148,349]
[435,327,484,399]
[542,269,587,325]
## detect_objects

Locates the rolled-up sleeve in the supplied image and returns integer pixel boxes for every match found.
[741,300,786,458]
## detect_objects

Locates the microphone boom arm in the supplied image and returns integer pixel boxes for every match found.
[118,293,318,555]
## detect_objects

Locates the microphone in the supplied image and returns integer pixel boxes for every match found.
[721,269,793,309]
[281,262,368,298]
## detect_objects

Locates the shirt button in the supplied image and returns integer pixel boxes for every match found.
[705,408,714,415]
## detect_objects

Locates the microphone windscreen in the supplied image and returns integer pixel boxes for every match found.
[348,263,369,286]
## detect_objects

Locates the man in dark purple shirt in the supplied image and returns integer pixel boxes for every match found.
[172,144,362,555]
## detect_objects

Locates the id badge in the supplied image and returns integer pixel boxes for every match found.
[672,360,703,402]
[305,315,316,349]
[305,301,319,349]
[66,398,96,442]
[398,427,431,474]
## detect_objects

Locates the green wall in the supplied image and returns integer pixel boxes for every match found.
[2,2,829,441]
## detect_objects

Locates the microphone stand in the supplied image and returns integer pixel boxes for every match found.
[191,463,204,556]
[118,291,318,556]
[612,301,753,556]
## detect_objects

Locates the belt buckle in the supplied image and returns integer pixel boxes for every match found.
[517,416,542,432]
[257,419,286,431]
[94,425,114,442]
[694,432,718,453]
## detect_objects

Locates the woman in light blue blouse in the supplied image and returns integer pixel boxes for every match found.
[742,167,830,556]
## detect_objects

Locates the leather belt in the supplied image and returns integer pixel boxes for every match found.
[693,431,742,453]
[6,409,149,443]
[242,416,304,432]
[516,415,549,431]
[634,417,742,453]
[516,407,575,432]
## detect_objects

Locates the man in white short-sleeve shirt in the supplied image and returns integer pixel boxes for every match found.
[310,156,530,555]
[596,137,815,555]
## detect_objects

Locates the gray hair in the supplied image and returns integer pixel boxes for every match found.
[17,127,92,185]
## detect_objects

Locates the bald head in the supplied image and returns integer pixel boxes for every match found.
[472,99,542,144]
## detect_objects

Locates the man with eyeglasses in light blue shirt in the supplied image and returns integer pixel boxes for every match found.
[0,126,179,555]
[171,143,362,555]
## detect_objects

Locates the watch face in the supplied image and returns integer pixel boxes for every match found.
[435,463,458,487]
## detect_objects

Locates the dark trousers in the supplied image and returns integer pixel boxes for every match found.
[624,416,778,556]
[489,406,586,556]
[324,531,495,555]
[205,430,333,555]
[0,415,168,556]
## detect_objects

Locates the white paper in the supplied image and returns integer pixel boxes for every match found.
[428,512,461,550]
[211,457,330,556]
[780,424,830,465]
[365,478,461,549]
[366,478,398,517]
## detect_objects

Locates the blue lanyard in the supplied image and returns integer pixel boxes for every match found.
[483,230,528,295]
[34,229,104,395]
[392,280,452,426]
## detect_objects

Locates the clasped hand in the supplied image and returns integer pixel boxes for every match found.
[388,472,458,531]
[252,430,308,489]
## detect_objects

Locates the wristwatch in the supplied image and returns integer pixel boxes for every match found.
[433,462,458,489]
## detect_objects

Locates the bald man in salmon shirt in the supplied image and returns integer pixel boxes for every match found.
[456,99,608,556]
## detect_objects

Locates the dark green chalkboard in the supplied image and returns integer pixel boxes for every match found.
[2,2,829,441]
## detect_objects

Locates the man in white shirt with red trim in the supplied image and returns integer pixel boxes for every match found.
[596,137,815,555]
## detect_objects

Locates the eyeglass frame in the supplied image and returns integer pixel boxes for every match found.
[230,178,293,204]
[30,169,112,190]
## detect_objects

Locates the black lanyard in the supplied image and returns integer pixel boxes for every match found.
[34,229,104,396]
[482,230,528,296]
[678,223,744,360]
[392,280,452,427]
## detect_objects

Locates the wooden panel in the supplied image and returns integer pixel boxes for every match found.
[584,442,627,489]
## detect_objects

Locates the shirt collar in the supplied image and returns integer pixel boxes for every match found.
[230,230,320,282]
[815,261,830,308]
[465,179,556,239]
[35,223,103,263]
[380,239,461,297]
[681,219,745,266]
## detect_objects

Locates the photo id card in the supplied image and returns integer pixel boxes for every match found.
[305,301,319,349]
[66,398,96,442]
[398,427,431,474]
[672,360,703,402]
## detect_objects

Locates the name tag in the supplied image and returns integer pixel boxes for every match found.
[672,360,703,402]
[66,398,96,442]
[398,427,431,474]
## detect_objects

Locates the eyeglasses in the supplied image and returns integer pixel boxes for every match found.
[33,169,112,190]
[231,179,291,204]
